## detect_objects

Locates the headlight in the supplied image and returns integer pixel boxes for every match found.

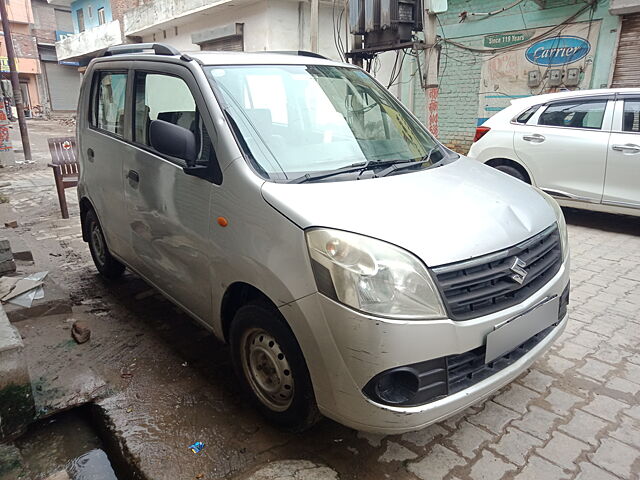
[539,190,569,259]
[305,228,446,319]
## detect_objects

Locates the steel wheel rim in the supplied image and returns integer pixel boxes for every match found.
[240,328,294,412]
[90,222,106,266]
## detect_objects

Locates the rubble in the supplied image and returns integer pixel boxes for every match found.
[71,320,91,344]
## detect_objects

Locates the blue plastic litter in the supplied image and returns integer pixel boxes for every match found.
[189,441,205,454]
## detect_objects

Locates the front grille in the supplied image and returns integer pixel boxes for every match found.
[432,225,562,321]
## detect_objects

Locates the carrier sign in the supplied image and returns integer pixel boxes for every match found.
[526,36,590,66]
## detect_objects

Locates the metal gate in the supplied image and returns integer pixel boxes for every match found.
[612,13,640,88]
[44,62,81,112]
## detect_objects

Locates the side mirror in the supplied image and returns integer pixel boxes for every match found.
[149,119,197,165]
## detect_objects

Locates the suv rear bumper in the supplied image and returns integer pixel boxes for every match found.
[279,259,569,434]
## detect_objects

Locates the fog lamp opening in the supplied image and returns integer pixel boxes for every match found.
[374,369,419,405]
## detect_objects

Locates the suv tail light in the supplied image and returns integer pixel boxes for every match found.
[473,126,491,143]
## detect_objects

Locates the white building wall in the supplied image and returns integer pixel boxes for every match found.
[138,0,407,99]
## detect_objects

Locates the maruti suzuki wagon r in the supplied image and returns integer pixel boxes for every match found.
[77,43,570,434]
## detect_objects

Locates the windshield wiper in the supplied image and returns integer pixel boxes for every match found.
[288,159,402,184]
[376,145,442,178]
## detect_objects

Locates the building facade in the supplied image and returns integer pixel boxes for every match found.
[0,0,40,115]
[409,0,640,153]
[31,0,80,113]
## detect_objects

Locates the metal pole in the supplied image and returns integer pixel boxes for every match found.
[0,0,32,162]
[310,0,319,52]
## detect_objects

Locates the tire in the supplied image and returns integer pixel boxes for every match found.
[84,209,125,280]
[494,164,529,183]
[230,301,321,432]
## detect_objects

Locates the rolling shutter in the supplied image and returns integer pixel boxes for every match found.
[200,35,243,52]
[612,13,640,88]
[44,62,81,112]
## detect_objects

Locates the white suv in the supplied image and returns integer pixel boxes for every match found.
[468,89,640,217]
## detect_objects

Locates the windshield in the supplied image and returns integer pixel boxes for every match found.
[205,64,447,181]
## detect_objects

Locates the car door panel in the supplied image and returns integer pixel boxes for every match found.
[123,63,216,323]
[80,67,131,259]
[513,98,613,203]
[603,98,640,208]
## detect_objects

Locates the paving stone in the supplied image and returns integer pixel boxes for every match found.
[610,416,640,448]
[513,455,568,480]
[571,330,606,349]
[468,401,520,434]
[518,369,554,393]
[493,384,539,414]
[582,394,629,422]
[406,444,465,480]
[512,406,561,440]
[589,437,639,478]
[593,347,627,365]
[605,377,640,395]
[621,362,640,385]
[446,421,494,459]
[557,342,595,361]
[575,462,620,480]
[468,450,515,480]
[558,410,609,446]
[543,388,583,416]
[576,358,617,382]
[536,431,590,471]
[544,355,575,375]
[491,427,543,467]
[400,424,448,447]
[625,405,640,421]
[378,441,418,463]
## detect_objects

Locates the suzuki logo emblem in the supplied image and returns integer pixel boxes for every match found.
[510,257,528,285]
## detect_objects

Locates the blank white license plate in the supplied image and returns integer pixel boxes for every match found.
[485,297,559,364]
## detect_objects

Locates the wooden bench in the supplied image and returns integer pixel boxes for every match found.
[47,137,79,219]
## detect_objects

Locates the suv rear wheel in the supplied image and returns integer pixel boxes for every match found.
[85,209,125,279]
[230,301,321,432]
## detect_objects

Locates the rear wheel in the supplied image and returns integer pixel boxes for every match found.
[493,164,529,183]
[85,209,125,279]
[230,301,321,432]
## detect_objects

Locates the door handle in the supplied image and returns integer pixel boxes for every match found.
[87,148,94,161]
[611,143,640,154]
[522,134,545,143]
[127,170,140,184]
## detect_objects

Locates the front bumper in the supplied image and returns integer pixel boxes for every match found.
[279,258,569,434]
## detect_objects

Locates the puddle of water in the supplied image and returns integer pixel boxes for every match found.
[15,408,119,480]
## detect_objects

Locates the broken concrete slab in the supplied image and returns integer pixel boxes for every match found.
[0,305,35,441]
[4,276,71,322]
[241,460,339,480]
[0,238,16,275]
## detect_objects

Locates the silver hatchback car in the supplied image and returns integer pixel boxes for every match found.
[77,44,570,434]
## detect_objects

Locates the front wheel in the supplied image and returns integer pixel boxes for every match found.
[84,209,125,280]
[230,301,321,432]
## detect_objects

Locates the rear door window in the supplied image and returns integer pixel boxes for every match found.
[92,72,127,136]
[622,99,640,133]
[538,100,607,130]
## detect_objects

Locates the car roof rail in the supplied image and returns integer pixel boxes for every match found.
[102,43,181,57]
[261,50,330,60]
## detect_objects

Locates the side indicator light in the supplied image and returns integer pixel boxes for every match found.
[217,217,229,227]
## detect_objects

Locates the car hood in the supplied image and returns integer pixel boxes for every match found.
[261,157,556,267]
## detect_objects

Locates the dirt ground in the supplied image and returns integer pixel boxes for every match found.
[0,119,639,480]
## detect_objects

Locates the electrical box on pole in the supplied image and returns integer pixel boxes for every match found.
[348,0,423,55]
